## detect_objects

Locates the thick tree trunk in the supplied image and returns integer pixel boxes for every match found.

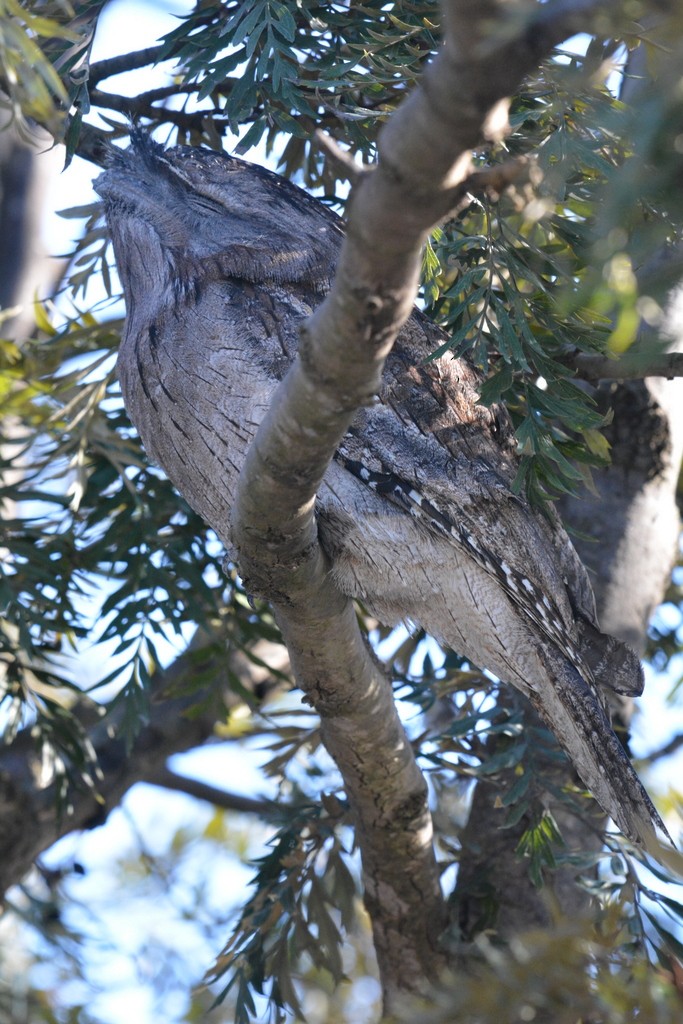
[0,124,61,336]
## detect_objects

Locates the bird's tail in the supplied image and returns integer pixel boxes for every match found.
[531,643,671,850]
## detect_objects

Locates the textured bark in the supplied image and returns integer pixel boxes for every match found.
[564,376,683,652]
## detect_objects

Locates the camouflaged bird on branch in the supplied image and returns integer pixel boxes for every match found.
[95,134,667,849]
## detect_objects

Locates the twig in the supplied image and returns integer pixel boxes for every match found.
[88,89,236,134]
[464,156,539,197]
[564,348,683,381]
[146,766,282,818]
[314,130,370,186]
[88,46,169,87]
[441,155,539,215]
[641,733,683,765]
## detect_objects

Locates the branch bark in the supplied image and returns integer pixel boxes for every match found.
[88,87,228,130]
[88,45,167,87]
[563,346,683,381]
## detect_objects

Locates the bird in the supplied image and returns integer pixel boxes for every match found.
[95,132,668,848]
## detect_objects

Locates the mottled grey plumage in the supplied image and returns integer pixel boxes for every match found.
[95,134,667,846]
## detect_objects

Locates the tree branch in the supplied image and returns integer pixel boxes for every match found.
[146,767,281,818]
[88,84,202,110]
[88,88,223,131]
[565,347,683,381]
[0,634,282,894]
[230,0,631,1009]
[640,732,683,766]
[88,46,168,87]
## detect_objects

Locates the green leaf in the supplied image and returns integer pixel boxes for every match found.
[476,742,528,776]
[501,769,532,807]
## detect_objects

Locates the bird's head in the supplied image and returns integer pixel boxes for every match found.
[94,131,344,307]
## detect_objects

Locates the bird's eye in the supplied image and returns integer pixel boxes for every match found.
[189,195,222,215]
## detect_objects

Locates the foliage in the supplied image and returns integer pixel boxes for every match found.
[0,0,103,139]
[0,798,279,1023]
[209,802,358,1023]
[1,0,683,1022]
[159,1,438,172]
[422,39,683,502]
[410,908,683,1024]
[0,0,74,133]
